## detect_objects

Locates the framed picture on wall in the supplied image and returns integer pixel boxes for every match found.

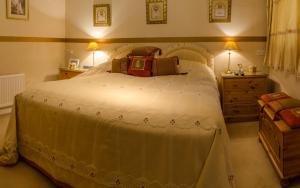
[6,0,29,20]
[94,4,111,27]
[146,0,167,24]
[209,0,231,23]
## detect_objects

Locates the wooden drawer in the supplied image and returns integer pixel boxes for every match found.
[223,91,264,104]
[223,78,266,91]
[59,70,82,80]
[223,104,258,116]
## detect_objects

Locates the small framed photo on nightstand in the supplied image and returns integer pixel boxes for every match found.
[68,59,80,70]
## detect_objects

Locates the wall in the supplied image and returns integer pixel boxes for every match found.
[65,0,268,76]
[269,70,300,99]
[0,0,66,88]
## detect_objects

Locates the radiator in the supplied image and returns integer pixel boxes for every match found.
[0,73,25,114]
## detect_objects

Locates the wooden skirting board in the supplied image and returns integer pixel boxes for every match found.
[0,36,267,43]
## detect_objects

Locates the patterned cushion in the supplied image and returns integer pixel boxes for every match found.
[111,58,130,74]
[127,46,162,57]
[152,56,179,76]
[279,107,300,129]
[261,92,290,103]
[127,56,153,77]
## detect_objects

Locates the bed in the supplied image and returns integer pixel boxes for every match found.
[0,43,234,188]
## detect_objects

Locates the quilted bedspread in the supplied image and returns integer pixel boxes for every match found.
[0,61,233,188]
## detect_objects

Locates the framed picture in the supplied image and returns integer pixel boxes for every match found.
[94,4,111,27]
[209,0,231,23]
[68,59,80,70]
[6,0,29,20]
[146,0,167,24]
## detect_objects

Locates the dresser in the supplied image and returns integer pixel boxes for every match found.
[59,67,87,80]
[220,73,268,122]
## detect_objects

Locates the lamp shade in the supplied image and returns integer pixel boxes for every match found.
[224,41,240,51]
[87,42,100,51]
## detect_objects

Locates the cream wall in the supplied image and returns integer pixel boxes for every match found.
[0,0,65,88]
[66,0,266,38]
[65,0,267,76]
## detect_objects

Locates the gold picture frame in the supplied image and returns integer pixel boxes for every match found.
[146,0,167,24]
[93,4,111,27]
[6,0,29,20]
[209,0,231,23]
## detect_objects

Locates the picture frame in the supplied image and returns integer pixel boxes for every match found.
[68,59,80,70]
[146,0,167,24]
[6,0,29,20]
[93,4,111,27]
[209,0,232,23]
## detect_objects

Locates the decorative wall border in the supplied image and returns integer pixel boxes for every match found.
[0,36,267,43]
[0,36,65,42]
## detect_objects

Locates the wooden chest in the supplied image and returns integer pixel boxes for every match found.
[258,100,300,187]
[220,73,268,122]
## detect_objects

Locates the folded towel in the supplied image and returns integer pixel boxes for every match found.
[261,92,290,103]
[279,107,300,129]
[267,98,300,120]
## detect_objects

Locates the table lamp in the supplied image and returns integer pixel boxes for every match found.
[224,41,240,74]
[87,42,100,67]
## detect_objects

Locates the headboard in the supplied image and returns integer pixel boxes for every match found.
[109,43,214,70]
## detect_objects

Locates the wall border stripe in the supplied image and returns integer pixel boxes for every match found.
[0,36,267,43]
[0,36,65,42]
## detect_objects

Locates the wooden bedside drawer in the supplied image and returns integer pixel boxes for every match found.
[223,91,263,103]
[59,68,87,80]
[223,78,267,91]
[221,73,268,122]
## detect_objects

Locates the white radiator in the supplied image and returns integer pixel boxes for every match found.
[0,73,25,115]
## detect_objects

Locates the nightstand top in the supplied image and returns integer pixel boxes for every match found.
[59,67,88,73]
[221,72,268,78]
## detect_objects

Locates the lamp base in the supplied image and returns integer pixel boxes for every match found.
[225,69,233,74]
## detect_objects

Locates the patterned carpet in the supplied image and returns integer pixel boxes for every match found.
[1,115,300,188]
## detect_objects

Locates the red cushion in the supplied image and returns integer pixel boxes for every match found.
[261,92,290,103]
[279,107,300,129]
[127,56,153,77]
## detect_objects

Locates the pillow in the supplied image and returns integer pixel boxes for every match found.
[152,56,179,76]
[128,56,153,77]
[127,46,162,57]
[111,58,130,74]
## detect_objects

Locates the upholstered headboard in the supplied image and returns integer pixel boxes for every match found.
[163,43,214,70]
[110,43,214,70]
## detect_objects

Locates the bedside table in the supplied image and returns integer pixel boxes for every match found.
[220,73,268,122]
[59,67,87,80]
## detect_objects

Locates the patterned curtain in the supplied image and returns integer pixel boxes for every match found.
[264,0,300,75]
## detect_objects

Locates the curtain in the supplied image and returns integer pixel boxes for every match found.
[265,0,300,75]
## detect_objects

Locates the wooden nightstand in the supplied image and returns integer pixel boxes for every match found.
[59,67,87,80]
[220,73,268,122]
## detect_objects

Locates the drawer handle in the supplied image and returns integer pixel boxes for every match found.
[233,84,238,87]
[250,86,256,90]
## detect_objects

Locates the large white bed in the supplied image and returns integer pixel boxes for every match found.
[0,44,234,188]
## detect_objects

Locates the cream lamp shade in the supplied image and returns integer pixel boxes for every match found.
[224,41,240,74]
[87,42,100,67]
[224,41,240,51]
[87,42,100,51]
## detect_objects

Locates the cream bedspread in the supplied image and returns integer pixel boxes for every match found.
[0,61,233,188]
